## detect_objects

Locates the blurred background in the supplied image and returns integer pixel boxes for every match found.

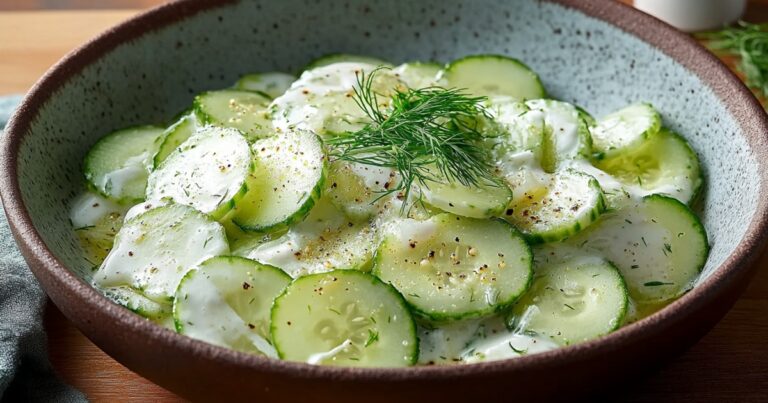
[1,0,164,9]
[0,0,768,30]
[0,0,758,14]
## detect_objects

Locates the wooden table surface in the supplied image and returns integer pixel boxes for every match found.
[1,5,768,402]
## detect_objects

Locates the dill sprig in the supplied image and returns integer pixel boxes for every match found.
[326,69,495,206]
[700,21,768,96]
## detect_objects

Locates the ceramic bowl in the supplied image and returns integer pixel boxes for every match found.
[2,0,767,401]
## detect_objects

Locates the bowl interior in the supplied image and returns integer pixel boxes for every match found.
[13,0,759,311]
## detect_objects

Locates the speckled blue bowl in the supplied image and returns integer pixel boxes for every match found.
[2,0,768,401]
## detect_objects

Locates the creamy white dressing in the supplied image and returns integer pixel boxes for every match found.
[246,198,376,277]
[591,104,655,151]
[177,274,278,358]
[461,332,558,363]
[385,217,439,249]
[123,199,168,222]
[271,62,403,135]
[391,63,440,89]
[417,316,556,364]
[306,339,353,365]
[98,153,151,198]
[93,205,229,302]
[526,101,582,160]
[347,161,393,191]
[69,191,126,229]
[568,159,694,206]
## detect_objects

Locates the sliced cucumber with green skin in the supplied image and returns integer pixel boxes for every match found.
[567,160,632,211]
[153,113,196,169]
[526,99,592,172]
[595,128,703,205]
[503,169,606,244]
[146,126,252,219]
[232,130,326,232]
[568,194,708,304]
[325,160,396,222]
[374,213,532,321]
[194,89,273,141]
[69,191,128,265]
[103,286,173,326]
[302,54,391,71]
[590,103,661,157]
[441,55,545,99]
[173,256,291,357]
[271,270,418,367]
[574,104,596,127]
[420,176,512,219]
[508,256,628,346]
[229,230,284,258]
[84,125,165,204]
[92,203,229,302]
[393,62,441,89]
[234,72,297,99]
[245,198,377,278]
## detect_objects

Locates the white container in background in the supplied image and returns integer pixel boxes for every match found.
[634,0,747,32]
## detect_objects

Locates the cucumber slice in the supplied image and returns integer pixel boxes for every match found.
[245,198,377,278]
[567,160,632,211]
[373,214,533,321]
[508,256,628,346]
[231,130,326,232]
[460,331,559,363]
[574,105,596,127]
[495,154,549,207]
[488,99,590,173]
[234,72,297,99]
[173,256,290,357]
[153,113,196,168]
[92,203,229,302]
[482,96,531,140]
[69,191,128,265]
[525,99,592,172]
[272,63,403,136]
[420,175,512,219]
[570,194,708,304]
[325,160,395,222]
[271,270,418,367]
[146,126,252,219]
[417,316,558,364]
[303,54,391,71]
[103,286,173,326]
[595,128,703,205]
[393,62,441,89]
[590,103,661,157]
[193,89,273,141]
[503,169,606,244]
[84,125,165,204]
[441,55,545,99]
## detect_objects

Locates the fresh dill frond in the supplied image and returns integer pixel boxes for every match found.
[700,21,768,96]
[326,68,495,208]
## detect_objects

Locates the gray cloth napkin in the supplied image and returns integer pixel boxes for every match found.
[0,94,86,402]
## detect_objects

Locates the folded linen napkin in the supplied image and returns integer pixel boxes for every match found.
[0,94,86,402]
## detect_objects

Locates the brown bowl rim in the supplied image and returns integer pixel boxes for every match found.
[1,0,768,382]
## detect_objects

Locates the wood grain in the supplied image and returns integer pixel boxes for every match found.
[1,5,767,402]
[0,11,139,94]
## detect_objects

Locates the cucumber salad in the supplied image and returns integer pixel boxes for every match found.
[71,54,708,368]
